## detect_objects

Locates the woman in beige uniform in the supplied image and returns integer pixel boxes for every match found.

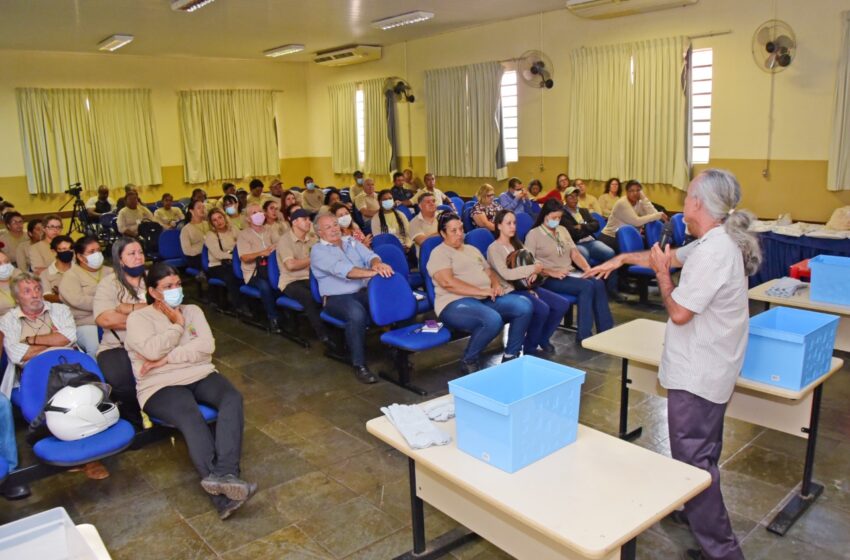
[40,235,74,302]
[181,199,208,271]
[0,252,21,317]
[58,235,111,358]
[204,208,241,312]
[29,214,62,276]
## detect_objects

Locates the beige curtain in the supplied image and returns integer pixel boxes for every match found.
[362,78,393,175]
[569,37,689,190]
[16,88,159,194]
[425,62,503,177]
[829,12,850,191]
[178,90,278,183]
[329,82,358,174]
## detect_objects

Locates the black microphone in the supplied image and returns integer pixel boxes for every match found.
[658,220,674,249]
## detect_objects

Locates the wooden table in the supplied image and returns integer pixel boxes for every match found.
[582,319,844,536]
[367,398,710,560]
[748,279,850,352]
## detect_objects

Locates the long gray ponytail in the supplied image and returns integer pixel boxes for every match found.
[691,169,763,276]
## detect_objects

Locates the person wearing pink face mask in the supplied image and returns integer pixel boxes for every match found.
[235,204,280,333]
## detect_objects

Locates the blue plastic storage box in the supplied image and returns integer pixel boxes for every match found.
[809,255,850,306]
[741,307,838,390]
[448,355,585,473]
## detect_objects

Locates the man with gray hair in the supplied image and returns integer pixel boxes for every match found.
[0,272,78,397]
[587,169,760,560]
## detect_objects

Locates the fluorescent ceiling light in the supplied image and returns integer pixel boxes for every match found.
[171,0,216,12]
[372,10,434,30]
[264,44,306,58]
[98,34,134,52]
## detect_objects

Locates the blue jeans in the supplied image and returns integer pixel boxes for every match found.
[0,394,18,471]
[439,294,533,362]
[518,288,572,353]
[576,240,619,294]
[324,288,371,367]
[542,276,613,342]
[248,275,279,322]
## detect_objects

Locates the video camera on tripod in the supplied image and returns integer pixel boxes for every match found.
[58,182,94,236]
[65,183,83,198]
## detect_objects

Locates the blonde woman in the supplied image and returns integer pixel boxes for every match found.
[470,184,501,231]
[204,208,241,312]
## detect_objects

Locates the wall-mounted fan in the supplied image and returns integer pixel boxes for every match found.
[752,19,796,73]
[517,50,555,89]
[383,77,415,102]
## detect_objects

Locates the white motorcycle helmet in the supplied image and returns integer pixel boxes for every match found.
[44,384,119,441]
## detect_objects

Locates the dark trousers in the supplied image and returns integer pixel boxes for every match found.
[248,275,279,322]
[598,233,618,253]
[324,288,371,367]
[283,279,327,339]
[144,372,243,507]
[96,348,143,428]
[208,264,241,309]
[186,254,202,271]
[668,389,744,560]
[519,287,572,353]
[542,276,613,342]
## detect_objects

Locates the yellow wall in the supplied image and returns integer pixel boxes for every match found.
[2,0,850,222]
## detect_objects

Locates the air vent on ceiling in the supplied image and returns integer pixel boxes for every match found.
[313,45,382,67]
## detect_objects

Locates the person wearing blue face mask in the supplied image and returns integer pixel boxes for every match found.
[301,176,324,214]
[524,199,613,342]
[125,262,253,520]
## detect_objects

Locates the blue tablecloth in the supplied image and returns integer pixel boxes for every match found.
[750,232,850,287]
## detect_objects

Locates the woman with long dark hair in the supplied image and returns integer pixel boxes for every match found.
[181,199,208,270]
[371,189,412,251]
[598,177,622,218]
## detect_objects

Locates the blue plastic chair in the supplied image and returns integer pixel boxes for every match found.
[397,205,414,221]
[444,191,460,199]
[19,349,136,467]
[372,233,406,253]
[231,246,260,299]
[465,228,495,258]
[373,244,430,313]
[671,213,686,246]
[591,213,607,239]
[449,196,465,216]
[461,201,476,232]
[418,237,443,307]
[157,229,187,268]
[268,251,304,313]
[515,213,534,243]
[645,220,664,248]
[437,204,454,214]
[202,246,226,288]
[617,225,655,303]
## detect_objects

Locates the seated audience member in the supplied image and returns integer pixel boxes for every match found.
[29,214,63,276]
[116,191,154,237]
[192,188,215,214]
[488,210,571,355]
[93,237,148,427]
[527,179,544,201]
[16,219,44,273]
[0,212,26,265]
[598,178,622,218]
[562,187,614,264]
[537,173,570,205]
[115,183,136,211]
[263,200,286,243]
[246,179,270,208]
[58,235,110,358]
[420,173,447,206]
[85,185,115,219]
[0,253,22,317]
[235,188,249,213]
[236,204,280,333]
[310,214,393,383]
[349,170,365,200]
[282,203,303,225]
[354,178,380,222]
[409,191,440,253]
[497,177,535,215]
[332,203,371,247]
[471,184,501,231]
[575,179,601,214]
[216,182,236,208]
[205,208,242,313]
[154,193,184,229]
[276,209,328,344]
[40,235,74,302]
[125,263,254,520]
[268,179,285,206]
[390,171,415,208]
[318,188,346,215]
[181,200,208,271]
[0,389,29,498]
[598,180,667,252]
[281,190,300,216]
[372,190,413,253]
[221,195,245,230]
[403,168,424,193]
[301,176,324,214]
[525,199,613,342]
[428,213,532,373]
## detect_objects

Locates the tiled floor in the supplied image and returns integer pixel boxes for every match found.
[4,299,850,560]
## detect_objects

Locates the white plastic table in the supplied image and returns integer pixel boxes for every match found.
[748,279,850,352]
[367,397,710,560]
[582,318,844,536]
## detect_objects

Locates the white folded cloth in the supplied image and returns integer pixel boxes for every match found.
[381,404,452,449]
[765,276,808,298]
[420,399,455,422]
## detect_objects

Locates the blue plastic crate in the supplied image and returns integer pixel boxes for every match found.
[448,355,585,473]
[741,307,838,390]
[809,255,850,306]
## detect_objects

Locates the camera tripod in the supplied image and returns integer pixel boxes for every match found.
[57,187,94,236]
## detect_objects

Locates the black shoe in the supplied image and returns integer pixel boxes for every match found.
[683,549,705,560]
[353,365,378,384]
[459,360,479,375]
[268,319,282,334]
[2,484,31,500]
[538,343,556,354]
[201,474,257,501]
[501,354,519,363]
[216,484,258,520]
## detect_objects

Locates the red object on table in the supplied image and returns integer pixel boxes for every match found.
[789,259,811,281]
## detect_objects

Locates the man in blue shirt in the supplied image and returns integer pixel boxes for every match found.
[390,171,415,209]
[310,214,394,383]
[496,177,536,215]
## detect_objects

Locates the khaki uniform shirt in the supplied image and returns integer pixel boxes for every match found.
[600,197,663,238]
[427,243,493,316]
[0,271,22,317]
[370,211,412,248]
[578,193,602,214]
[246,193,272,208]
[58,265,113,326]
[204,229,237,268]
[276,230,317,291]
[354,192,379,215]
[93,275,147,354]
[40,261,69,295]
[524,226,577,274]
[28,240,54,273]
[0,232,25,264]
[117,206,154,236]
[236,227,273,282]
[180,222,207,257]
[16,240,32,273]
[267,221,288,244]
[301,189,324,213]
[154,207,184,229]
[486,242,537,293]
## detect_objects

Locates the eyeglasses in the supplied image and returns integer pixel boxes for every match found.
[46,225,62,230]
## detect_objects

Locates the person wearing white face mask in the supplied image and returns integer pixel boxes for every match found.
[332,202,371,247]
[58,235,112,358]
[371,189,413,253]
[301,176,324,214]
[349,170,365,200]
[236,204,280,333]
[125,262,254,521]
[0,252,22,317]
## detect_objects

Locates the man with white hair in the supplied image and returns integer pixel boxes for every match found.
[310,214,393,384]
[587,169,760,560]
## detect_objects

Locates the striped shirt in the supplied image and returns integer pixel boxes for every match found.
[659,226,749,404]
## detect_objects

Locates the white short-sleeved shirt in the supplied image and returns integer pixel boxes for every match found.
[659,226,749,404]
